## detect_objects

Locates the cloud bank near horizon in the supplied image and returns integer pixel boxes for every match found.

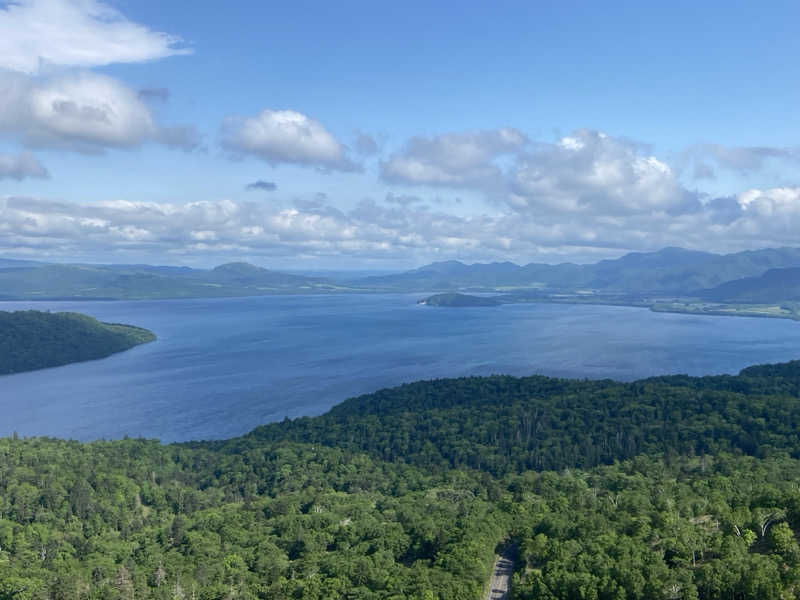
[4,182,800,267]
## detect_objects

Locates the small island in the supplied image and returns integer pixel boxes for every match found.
[420,292,502,307]
[0,310,156,375]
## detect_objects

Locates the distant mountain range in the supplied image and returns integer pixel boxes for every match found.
[3,246,800,303]
[0,261,354,300]
[0,258,46,269]
[356,247,800,295]
[700,267,800,303]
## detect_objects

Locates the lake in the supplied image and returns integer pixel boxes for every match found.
[2,294,800,442]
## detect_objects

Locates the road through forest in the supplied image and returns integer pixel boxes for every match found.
[484,544,515,600]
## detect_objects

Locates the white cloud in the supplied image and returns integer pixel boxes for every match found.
[0,151,49,180]
[25,72,155,149]
[509,129,695,215]
[221,109,359,171]
[0,71,198,152]
[0,195,516,263]
[737,187,800,217]
[0,0,189,74]
[0,1,196,155]
[4,184,800,266]
[380,129,700,217]
[2,119,799,266]
[381,128,527,186]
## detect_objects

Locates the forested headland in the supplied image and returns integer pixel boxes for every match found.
[6,360,800,598]
[0,311,156,375]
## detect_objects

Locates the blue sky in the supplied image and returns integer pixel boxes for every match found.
[1,0,799,268]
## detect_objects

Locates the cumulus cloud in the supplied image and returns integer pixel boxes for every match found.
[381,128,527,186]
[3,118,798,265]
[680,187,800,250]
[17,72,155,150]
[508,129,696,215]
[0,151,49,180]
[245,180,277,192]
[380,128,707,218]
[221,109,360,171]
[0,2,195,155]
[737,187,800,217]
[0,0,189,74]
[4,184,800,265]
[0,195,524,262]
[0,71,197,153]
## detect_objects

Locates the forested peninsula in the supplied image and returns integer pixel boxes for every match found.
[6,360,800,597]
[0,310,155,375]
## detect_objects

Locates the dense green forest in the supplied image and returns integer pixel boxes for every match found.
[6,361,800,598]
[0,437,506,600]
[0,311,155,375]
[237,361,800,474]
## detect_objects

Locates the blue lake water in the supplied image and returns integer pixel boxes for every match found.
[1,294,799,442]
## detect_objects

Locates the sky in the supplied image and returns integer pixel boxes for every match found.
[0,0,799,269]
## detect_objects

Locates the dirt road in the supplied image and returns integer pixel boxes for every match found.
[484,544,515,600]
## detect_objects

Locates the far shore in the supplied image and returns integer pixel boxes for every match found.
[421,292,800,322]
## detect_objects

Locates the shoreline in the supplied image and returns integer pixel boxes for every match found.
[4,289,800,322]
[423,292,800,322]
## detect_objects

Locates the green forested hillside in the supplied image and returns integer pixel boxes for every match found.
[0,311,155,375]
[6,362,800,598]
[700,267,800,303]
[239,362,800,474]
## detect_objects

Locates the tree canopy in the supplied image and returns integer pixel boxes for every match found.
[0,310,155,375]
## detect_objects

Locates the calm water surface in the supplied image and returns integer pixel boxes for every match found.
[1,294,799,442]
